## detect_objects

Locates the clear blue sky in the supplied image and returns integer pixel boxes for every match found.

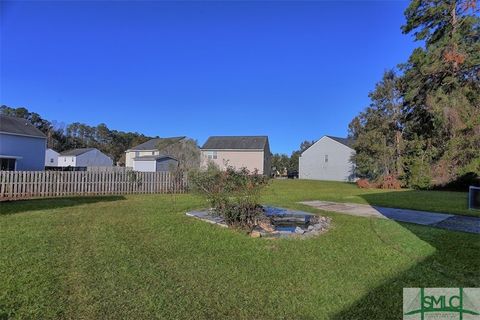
[1,1,417,154]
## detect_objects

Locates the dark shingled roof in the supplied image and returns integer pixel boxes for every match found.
[0,114,46,138]
[133,155,177,161]
[60,148,96,156]
[202,136,268,150]
[128,137,185,151]
[326,136,355,148]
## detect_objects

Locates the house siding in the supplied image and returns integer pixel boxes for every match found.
[45,149,59,166]
[76,149,113,167]
[0,133,46,170]
[299,136,356,182]
[263,143,272,177]
[58,156,77,167]
[155,159,178,171]
[133,158,178,172]
[58,149,113,167]
[201,150,266,174]
[125,150,159,168]
[133,160,157,172]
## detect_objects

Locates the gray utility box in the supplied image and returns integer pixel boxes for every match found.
[469,186,480,210]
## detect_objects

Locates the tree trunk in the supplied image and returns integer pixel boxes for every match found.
[395,130,404,176]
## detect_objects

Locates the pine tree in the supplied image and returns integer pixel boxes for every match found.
[349,70,404,180]
[349,0,480,188]
[401,0,480,182]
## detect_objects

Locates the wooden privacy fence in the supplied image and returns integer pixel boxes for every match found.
[0,170,188,200]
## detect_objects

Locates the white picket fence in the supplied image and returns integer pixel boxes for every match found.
[0,170,188,200]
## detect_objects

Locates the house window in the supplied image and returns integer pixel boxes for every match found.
[324,155,328,163]
[206,151,217,160]
[152,151,155,155]
[71,158,74,162]
[135,151,139,157]
[64,158,67,162]
[50,158,54,163]
[0,158,16,171]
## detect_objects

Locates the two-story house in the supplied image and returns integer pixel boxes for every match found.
[201,136,271,176]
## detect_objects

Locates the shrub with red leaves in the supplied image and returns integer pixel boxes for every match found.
[356,179,371,189]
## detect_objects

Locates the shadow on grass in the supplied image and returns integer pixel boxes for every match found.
[359,189,479,233]
[331,221,479,319]
[331,189,479,319]
[0,195,126,215]
[360,190,470,215]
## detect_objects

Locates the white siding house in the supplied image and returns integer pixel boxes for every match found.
[58,148,113,168]
[299,136,356,182]
[45,148,59,167]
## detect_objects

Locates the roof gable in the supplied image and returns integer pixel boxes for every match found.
[301,135,355,156]
[202,136,268,150]
[46,148,60,155]
[325,136,355,148]
[0,115,46,138]
[128,137,185,151]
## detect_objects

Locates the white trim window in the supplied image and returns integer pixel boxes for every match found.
[324,155,328,163]
[205,151,217,160]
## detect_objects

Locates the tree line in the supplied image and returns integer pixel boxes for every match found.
[271,140,314,175]
[348,0,479,189]
[1,105,155,165]
[3,0,478,185]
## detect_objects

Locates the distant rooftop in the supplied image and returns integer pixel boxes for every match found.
[0,114,46,138]
[60,148,96,156]
[300,135,355,155]
[326,135,355,148]
[128,137,185,151]
[133,155,177,161]
[202,136,269,150]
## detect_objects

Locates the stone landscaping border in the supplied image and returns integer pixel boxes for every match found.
[186,206,332,238]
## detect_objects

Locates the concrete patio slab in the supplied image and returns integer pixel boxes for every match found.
[299,200,480,234]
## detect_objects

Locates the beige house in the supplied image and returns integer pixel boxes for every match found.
[201,136,271,176]
[125,137,185,169]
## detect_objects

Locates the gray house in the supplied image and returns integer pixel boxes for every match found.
[58,148,113,167]
[299,135,356,182]
[0,115,46,171]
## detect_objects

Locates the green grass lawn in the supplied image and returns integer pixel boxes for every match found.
[1,180,479,319]
[266,179,477,217]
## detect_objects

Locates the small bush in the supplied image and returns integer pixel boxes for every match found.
[189,164,269,229]
[357,175,403,189]
[356,179,371,189]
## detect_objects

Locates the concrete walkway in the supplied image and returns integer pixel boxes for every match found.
[299,201,480,234]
